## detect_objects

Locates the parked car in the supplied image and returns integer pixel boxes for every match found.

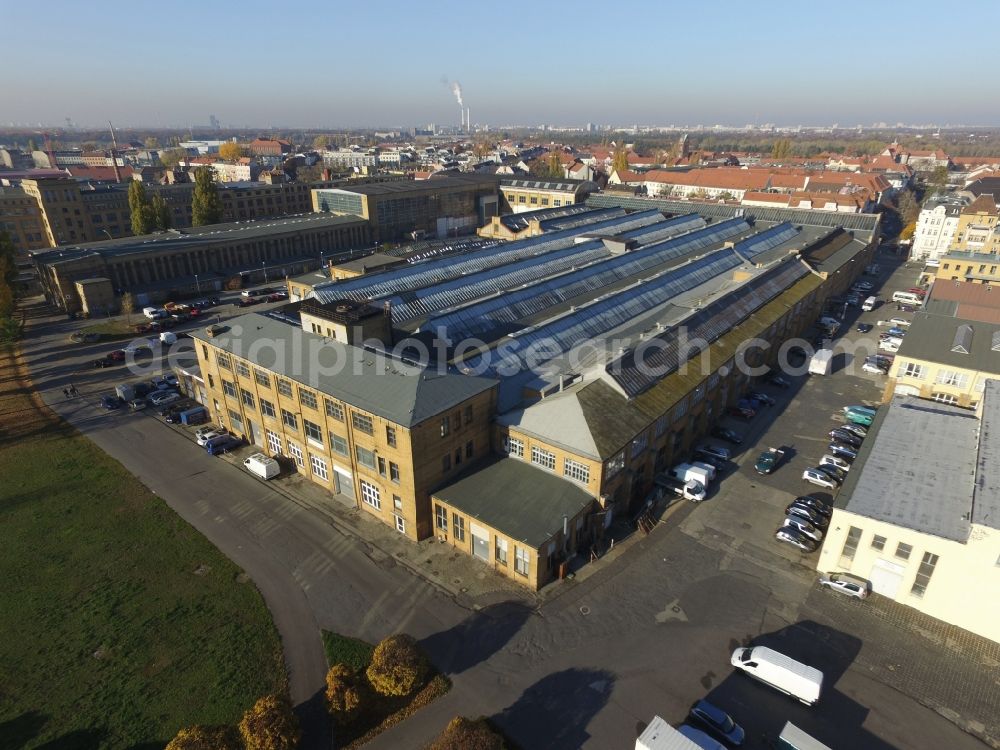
[887,326,907,338]
[775,527,818,552]
[819,573,870,600]
[792,494,833,517]
[765,373,791,388]
[693,450,726,471]
[815,464,846,483]
[828,429,862,448]
[828,442,859,461]
[687,699,745,746]
[845,411,874,427]
[745,390,775,406]
[238,296,261,307]
[889,317,911,328]
[786,501,830,528]
[128,397,148,410]
[839,423,868,438]
[100,395,122,410]
[149,390,180,407]
[782,516,823,543]
[726,405,755,421]
[856,323,873,333]
[754,447,784,475]
[803,468,837,489]
[267,291,289,302]
[93,356,117,368]
[907,287,927,297]
[862,361,888,375]
[196,428,228,446]
[710,426,743,445]
[697,444,732,461]
[819,454,851,473]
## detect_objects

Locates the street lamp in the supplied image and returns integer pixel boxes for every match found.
[194,273,201,294]
[100,229,113,241]
[262,260,268,284]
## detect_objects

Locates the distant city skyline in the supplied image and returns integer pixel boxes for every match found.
[6,0,1000,129]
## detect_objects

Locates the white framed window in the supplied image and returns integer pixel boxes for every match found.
[496,537,508,565]
[360,480,381,510]
[325,399,344,420]
[932,392,958,405]
[605,451,625,479]
[331,433,348,456]
[563,458,590,484]
[435,504,448,531]
[506,436,524,458]
[394,514,406,533]
[910,552,939,598]
[266,429,282,456]
[631,433,648,458]
[352,412,374,435]
[530,445,556,470]
[288,442,304,468]
[304,419,323,447]
[514,546,530,576]
[311,455,329,481]
[452,513,465,541]
[901,362,924,379]
[935,369,968,388]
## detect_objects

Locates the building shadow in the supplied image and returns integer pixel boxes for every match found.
[420,601,534,676]
[702,621,898,750]
[491,668,615,750]
[0,711,48,749]
[33,727,106,750]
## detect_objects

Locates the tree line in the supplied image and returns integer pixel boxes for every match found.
[128,166,222,237]
[0,230,20,341]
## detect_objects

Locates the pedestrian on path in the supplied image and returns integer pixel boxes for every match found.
[62,388,70,399]
[70,384,79,397]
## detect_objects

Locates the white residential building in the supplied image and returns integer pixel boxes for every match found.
[912,195,968,262]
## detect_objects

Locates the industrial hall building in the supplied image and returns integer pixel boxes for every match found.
[31,212,369,311]
[185,198,880,590]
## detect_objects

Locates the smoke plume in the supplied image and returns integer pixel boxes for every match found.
[451,81,464,107]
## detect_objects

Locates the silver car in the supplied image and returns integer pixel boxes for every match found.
[782,517,823,542]
[819,573,869,599]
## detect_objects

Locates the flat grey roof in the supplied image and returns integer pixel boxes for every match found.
[332,252,401,274]
[895,312,1000,373]
[432,457,595,548]
[318,174,497,196]
[190,312,496,427]
[837,396,978,542]
[31,213,367,266]
[973,380,1000,530]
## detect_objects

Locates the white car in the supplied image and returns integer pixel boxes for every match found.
[195,425,220,440]
[888,317,911,327]
[803,468,837,489]
[819,454,851,473]
[819,573,869,599]
[782,517,823,543]
[196,428,227,446]
[862,362,888,375]
[878,340,900,353]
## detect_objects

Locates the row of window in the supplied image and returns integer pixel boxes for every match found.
[442,441,475,473]
[439,406,475,437]
[360,482,406,533]
[898,363,982,391]
[434,505,530,575]
[839,526,939,598]
[505,437,592,485]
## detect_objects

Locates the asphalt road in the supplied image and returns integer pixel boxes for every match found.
[21,260,995,750]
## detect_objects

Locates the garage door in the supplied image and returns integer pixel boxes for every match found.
[869,558,905,598]
[470,522,490,562]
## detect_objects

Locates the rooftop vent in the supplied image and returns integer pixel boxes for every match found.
[952,324,973,354]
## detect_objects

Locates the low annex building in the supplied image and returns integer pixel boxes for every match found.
[817,393,1000,642]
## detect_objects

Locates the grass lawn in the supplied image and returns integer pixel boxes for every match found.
[322,632,450,750]
[0,345,285,749]
[322,632,375,673]
[80,320,136,340]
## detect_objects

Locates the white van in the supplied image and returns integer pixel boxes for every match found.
[891,291,923,306]
[862,296,879,312]
[243,453,280,480]
[730,646,823,705]
[143,306,161,319]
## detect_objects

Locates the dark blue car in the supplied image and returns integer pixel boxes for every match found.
[687,699,745,746]
[100,395,122,410]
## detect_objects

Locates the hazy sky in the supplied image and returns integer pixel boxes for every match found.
[5,0,1000,129]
